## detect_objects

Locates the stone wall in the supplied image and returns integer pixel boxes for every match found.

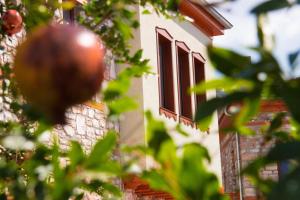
[55,104,109,151]
[0,26,25,122]
[54,52,118,152]
[220,133,240,200]
[0,26,118,152]
[0,10,121,200]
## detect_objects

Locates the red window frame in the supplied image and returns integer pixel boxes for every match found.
[176,41,193,126]
[156,27,177,120]
[192,52,206,112]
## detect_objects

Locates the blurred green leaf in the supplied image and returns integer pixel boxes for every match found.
[267,112,286,134]
[234,98,260,135]
[274,81,300,123]
[85,131,117,169]
[191,78,254,94]
[68,141,85,169]
[179,143,223,200]
[146,111,172,155]
[142,171,173,194]
[267,167,300,200]
[251,0,291,14]
[195,91,258,123]
[208,46,251,77]
[267,141,300,161]
[108,96,138,117]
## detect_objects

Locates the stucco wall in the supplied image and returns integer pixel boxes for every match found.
[120,5,223,181]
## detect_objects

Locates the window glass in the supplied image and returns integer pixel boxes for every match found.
[177,45,192,119]
[193,55,206,111]
[157,34,175,112]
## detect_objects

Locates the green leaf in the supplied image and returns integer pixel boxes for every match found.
[130,50,143,63]
[208,46,251,77]
[234,98,260,135]
[191,78,254,94]
[267,167,300,200]
[157,140,179,168]
[142,171,173,194]
[85,131,117,168]
[115,19,132,40]
[196,115,212,132]
[142,9,151,14]
[195,91,258,123]
[68,141,85,169]
[267,141,300,161]
[179,143,223,199]
[251,0,291,14]
[101,182,122,197]
[108,96,138,117]
[59,1,75,10]
[274,81,300,123]
[267,113,286,134]
[103,77,131,101]
[175,124,189,137]
[145,111,172,155]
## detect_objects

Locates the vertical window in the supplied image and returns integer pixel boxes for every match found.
[63,9,75,24]
[176,41,192,120]
[193,53,206,111]
[63,1,85,24]
[156,28,176,115]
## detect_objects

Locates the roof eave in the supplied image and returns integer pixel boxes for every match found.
[179,0,232,37]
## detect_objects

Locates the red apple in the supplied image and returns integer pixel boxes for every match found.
[14,24,105,124]
[2,9,23,36]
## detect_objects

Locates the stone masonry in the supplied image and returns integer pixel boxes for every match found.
[0,10,120,200]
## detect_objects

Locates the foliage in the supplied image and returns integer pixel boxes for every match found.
[141,112,226,200]
[0,0,300,200]
[0,0,182,199]
[194,1,300,200]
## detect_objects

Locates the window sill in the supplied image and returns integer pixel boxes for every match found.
[179,116,194,128]
[159,107,177,121]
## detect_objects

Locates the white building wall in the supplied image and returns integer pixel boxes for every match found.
[124,5,223,182]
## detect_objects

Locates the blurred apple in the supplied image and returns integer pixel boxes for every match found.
[2,9,23,36]
[14,24,105,124]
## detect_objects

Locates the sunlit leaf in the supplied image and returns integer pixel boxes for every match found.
[69,141,85,169]
[85,131,117,168]
[191,78,254,94]
[145,111,172,155]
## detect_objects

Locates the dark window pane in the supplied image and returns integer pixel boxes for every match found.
[194,57,206,110]
[177,47,192,119]
[158,34,175,112]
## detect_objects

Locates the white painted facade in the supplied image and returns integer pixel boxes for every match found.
[120,5,231,182]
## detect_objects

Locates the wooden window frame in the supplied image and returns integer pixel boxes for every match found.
[156,27,177,120]
[63,0,87,24]
[175,41,194,127]
[192,52,206,111]
[192,52,206,129]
